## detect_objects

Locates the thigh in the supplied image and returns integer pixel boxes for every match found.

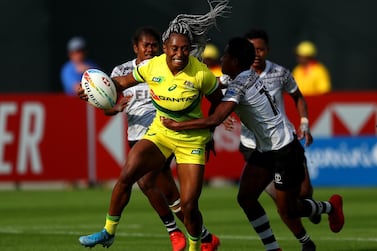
[120,139,166,184]
[299,156,313,198]
[238,160,274,200]
[273,139,306,191]
[155,157,181,202]
[275,184,301,217]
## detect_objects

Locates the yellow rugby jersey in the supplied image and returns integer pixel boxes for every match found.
[133,54,218,122]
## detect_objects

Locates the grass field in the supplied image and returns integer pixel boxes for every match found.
[0,186,376,251]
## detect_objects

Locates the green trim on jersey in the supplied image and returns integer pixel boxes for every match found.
[151,92,202,118]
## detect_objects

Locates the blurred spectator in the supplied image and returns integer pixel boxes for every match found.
[292,40,331,96]
[60,36,99,95]
[202,43,222,77]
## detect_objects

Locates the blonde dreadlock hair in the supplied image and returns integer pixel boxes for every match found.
[162,0,231,60]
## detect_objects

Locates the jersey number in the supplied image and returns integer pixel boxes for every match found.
[259,87,279,116]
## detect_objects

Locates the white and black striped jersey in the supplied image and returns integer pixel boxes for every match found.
[111,59,155,141]
[222,69,294,152]
[240,60,297,149]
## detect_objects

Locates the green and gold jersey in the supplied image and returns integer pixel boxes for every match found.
[133,54,218,122]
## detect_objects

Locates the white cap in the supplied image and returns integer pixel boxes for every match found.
[67,36,86,52]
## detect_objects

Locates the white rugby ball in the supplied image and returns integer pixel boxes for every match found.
[81,69,117,110]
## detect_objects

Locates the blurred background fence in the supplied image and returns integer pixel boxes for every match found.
[0,0,376,92]
[1,92,377,187]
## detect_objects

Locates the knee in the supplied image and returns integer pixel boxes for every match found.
[137,178,158,198]
[299,183,313,199]
[180,199,193,211]
[158,181,179,203]
[237,190,255,209]
[137,178,150,191]
[277,205,300,219]
[180,199,198,216]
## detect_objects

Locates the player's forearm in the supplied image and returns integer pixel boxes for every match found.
[178,116,223,131]
[112,74,138,91]
[162,101,234,131]
[296,97,308,118]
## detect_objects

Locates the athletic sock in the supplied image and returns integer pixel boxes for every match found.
[200,225,211,243]
[104,214,120,235]
[302,199,332,217]
[187,234,200,251]
[169,198,182,213]
[160,213,179,234]
[250,214,280,251]
[295,229,313,246]
[169,198,185,224]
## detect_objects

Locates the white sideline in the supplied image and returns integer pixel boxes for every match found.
[0,227,376,243]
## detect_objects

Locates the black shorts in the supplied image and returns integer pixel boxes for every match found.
[248,138,306,191]
[239,142,255,162]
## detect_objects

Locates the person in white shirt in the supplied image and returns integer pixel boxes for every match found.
[240,29,321,223]
[161,37,345,251]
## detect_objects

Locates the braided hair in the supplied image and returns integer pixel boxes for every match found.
[162,0,231,60]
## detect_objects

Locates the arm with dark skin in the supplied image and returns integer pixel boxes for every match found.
[103,94,131,116]
[289,88,313,146]
[205,87,224,122]
[161,100,237,131]
[112,74,140,92]
[202,86,225,159]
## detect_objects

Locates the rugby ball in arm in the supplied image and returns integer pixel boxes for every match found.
[81,69,117,109]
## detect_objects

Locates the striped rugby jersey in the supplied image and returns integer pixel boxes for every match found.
[239,60,298,149]
[223,67,294,152]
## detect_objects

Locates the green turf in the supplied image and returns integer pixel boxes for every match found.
[0,186,376,251]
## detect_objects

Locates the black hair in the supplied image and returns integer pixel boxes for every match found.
[132,27,161,45]
[244,28,269,46]
[226,37,255,70]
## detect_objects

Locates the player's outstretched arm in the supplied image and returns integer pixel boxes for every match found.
[161,101,236,131]
[112,73,139,91]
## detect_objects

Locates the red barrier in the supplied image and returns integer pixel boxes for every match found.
[284,92,377,136]
[0,94,88,181]
[0,92,376,182]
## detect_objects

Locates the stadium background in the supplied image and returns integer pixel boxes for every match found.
[1,3,375,249]
[1,0,377,187]
[0,0,376,93]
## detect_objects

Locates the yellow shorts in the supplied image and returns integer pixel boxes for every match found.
[143,118,210,165]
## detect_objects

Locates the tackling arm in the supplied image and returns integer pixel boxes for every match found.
[205,86,224,130]
[161,101,237,131]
